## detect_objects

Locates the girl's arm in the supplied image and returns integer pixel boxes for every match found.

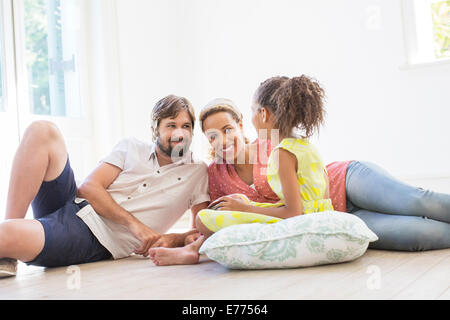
[212,148,302,219]
[324,168,330,199]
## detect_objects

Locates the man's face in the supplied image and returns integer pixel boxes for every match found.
[155,109,193,160]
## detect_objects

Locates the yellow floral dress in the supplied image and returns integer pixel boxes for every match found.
[198,138,333,233]
[267,138,334,214]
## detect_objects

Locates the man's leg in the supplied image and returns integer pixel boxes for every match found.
[0,219,45,262]
[5,121,68,219]
[1,121,68,277]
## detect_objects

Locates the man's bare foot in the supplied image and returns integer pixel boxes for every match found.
[149,235,205,266]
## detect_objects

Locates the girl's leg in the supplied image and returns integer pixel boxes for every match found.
[345,161,450,224]
[5,121,68,219]
[0,219,45,262]
[353,210,450,251]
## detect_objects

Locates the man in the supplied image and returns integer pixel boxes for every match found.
[0,95,210,277]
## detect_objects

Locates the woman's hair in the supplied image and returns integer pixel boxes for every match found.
[199,98,242,132]
[150,95,196,141]
[253,75,326,139]
[199,98,249,159]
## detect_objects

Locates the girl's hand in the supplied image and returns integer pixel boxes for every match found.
[209,194,251,212]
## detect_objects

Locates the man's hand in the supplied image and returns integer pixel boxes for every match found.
[128,220,161,257]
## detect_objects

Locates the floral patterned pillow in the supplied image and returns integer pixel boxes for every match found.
[198,211,378,269]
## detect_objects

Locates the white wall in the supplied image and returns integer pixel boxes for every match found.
[115,0,180,143]
[116,0,450,179]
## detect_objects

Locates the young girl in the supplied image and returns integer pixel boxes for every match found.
[149,75,334,265]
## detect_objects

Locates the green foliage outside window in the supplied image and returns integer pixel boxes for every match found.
[24,0,67,116]
[24,0,50,115]
[431,0,450,58]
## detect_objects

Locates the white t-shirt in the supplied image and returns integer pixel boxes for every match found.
[76,137,210,259]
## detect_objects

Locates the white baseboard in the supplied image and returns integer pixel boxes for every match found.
[400,175,450,194]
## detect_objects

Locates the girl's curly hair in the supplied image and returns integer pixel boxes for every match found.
[254,75,326,139]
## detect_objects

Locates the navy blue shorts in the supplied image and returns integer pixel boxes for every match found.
[27,157,112,267]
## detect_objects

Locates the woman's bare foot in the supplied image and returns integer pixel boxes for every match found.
[149,235,205,266]
[184,231,201,246]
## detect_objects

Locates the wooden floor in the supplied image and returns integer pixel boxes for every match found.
[0,248,449,300]
[1,177,449,300]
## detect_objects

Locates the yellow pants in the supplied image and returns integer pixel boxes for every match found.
[197,194,284,233]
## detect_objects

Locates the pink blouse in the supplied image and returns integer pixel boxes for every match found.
[207,139,353,212]
[208,139,279,203]
[325,160,353,212]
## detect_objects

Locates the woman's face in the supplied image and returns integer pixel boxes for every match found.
[202,111,245,163]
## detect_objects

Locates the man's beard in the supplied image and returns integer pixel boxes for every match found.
[156,137,190,159]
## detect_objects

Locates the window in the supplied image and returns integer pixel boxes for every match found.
[0,2,5,112]
[0,0,86,220]
[22,0,81,116]
[431,0,450,59]
[402,0,450,65]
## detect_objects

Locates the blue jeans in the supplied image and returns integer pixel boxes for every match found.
[345,161,450,251]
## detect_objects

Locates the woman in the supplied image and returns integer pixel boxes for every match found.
[149,87,450,266]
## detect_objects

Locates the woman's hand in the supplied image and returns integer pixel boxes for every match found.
[208,194,251,212]
[184,232,202,246]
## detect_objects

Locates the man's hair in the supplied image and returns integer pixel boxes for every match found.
[151,95,196,141]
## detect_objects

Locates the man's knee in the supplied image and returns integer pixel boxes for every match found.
[0,221,19,253]
[0,220,45,260]
[23,120,63,145]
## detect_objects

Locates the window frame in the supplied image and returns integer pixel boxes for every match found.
[0,0,124,220]
[0,2,4,112]
[11,0,91,136]
[0,0,19,120]
[1,0,97,184]
[13,0,83,117]
[401,0,450,69]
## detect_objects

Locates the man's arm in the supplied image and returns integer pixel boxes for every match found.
[77,162,161,256]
